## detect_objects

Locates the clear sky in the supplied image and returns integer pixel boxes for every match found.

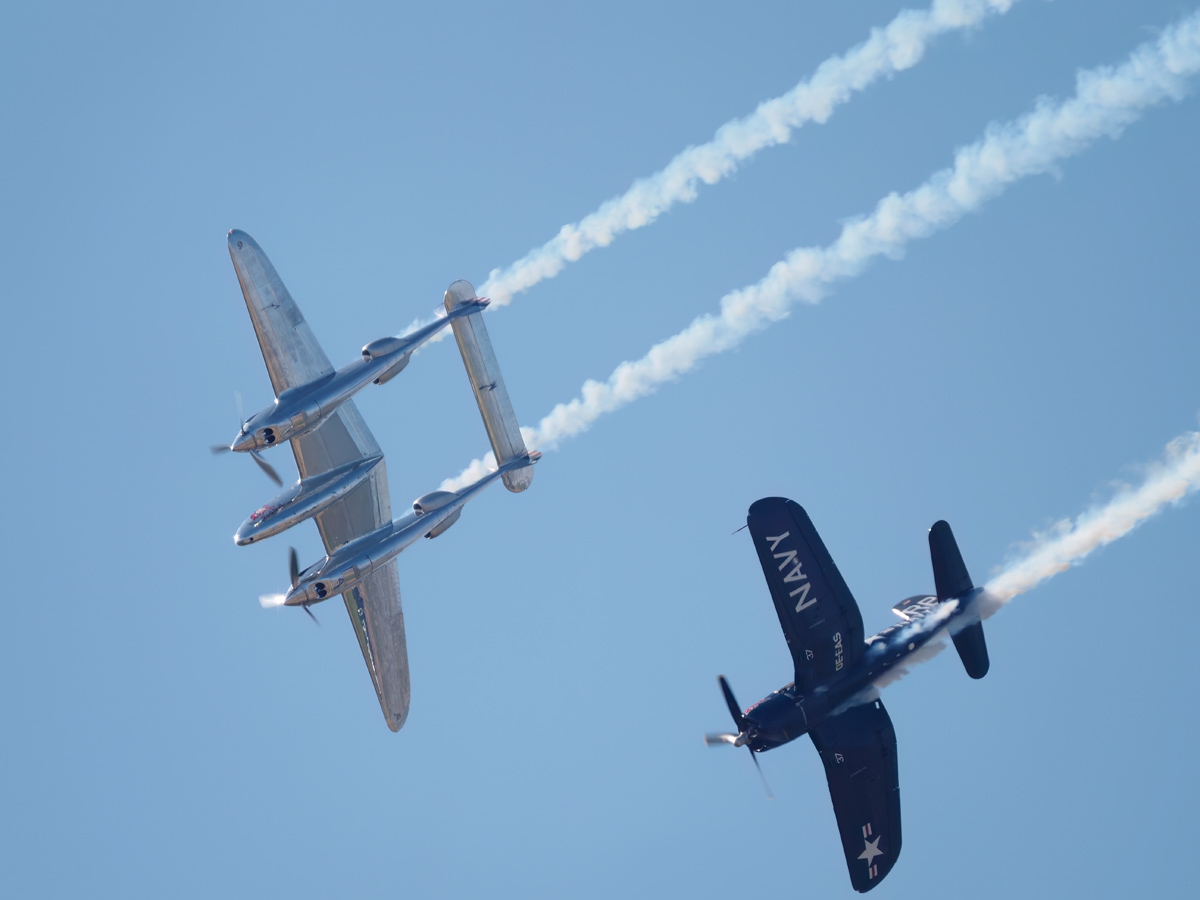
[2,2,1198,897]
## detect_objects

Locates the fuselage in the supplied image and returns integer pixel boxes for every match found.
[235,455,384,545]
[739,590,978,751]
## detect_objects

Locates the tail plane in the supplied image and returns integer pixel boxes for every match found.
[928,520,989,679]
[444,280,533,493]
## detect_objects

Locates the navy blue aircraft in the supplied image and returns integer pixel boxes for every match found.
[706,498,991,893]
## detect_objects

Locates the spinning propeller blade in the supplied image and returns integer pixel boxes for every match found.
[718,675,746,731]
[261,551,317,625]
[703,733,741,747]
[250,450,282,486]
[210,393,281,485]
[748,746,774,799]
[708,676,771,796]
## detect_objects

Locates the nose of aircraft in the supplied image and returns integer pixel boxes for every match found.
[232,431,256,453]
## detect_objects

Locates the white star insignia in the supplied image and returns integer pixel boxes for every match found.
[858,835,884,866]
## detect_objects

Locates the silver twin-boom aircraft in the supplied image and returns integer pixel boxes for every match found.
[222,229,538,731]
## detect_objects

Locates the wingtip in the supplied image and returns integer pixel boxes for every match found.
[227,228,257,252]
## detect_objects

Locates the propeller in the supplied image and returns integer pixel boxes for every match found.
[705,675,773,798]
[703,732,744,746]
[289,547,300,589]
[718,675,747,732]
[748,745,774,800]
[289,547,319,626]
[210,392,282,486]
[256,548,317,626]
[249,450,282,487]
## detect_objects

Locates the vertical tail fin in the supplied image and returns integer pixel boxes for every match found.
[444,280,533,493]
[928,520,990,680]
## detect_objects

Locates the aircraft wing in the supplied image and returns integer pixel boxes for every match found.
[746,498,865,692]
[228,229,410,731]
[228,229,335,394]
[293,404,410,731]
[809,699,902,892]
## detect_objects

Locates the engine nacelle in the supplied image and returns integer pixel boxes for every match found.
[412,490,462,539]
[425,508,462,539]
[373,352,410,385]
[362,336,404,360]
[413,490,457,514]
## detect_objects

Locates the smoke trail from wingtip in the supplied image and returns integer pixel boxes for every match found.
[480,0,1020,306]
[981,430,1200,615]
[440,9,1200,492]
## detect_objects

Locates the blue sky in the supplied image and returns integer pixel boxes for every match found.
[2,2,1198,897]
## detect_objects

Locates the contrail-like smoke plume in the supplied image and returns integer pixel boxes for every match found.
[441,9,1200,492]
[481,0,1018,306]
[981,430,1200,614]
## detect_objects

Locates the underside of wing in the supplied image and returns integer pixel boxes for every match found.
[810,700,902,893]
[342,559,409,731]
[746,498,865,691]
[293,400,411,731]
[292,401,390,547]
[228,229,335,395]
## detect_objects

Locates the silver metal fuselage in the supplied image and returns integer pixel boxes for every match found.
[235,455,384,545]
[282,458,530,607]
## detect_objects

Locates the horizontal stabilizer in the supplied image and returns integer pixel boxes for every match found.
[929,520,989,679]
[952,621,990,680]
[929,520,973,600]
[444,280,532,493]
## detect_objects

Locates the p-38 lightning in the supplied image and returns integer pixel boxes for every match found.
[220,230,539,731]
[706,498,991,892]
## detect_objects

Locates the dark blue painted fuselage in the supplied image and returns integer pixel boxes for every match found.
[738,588,979,752]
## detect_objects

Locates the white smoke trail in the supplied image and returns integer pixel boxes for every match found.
[405,0,1019,345]
[440,9,1200,492]
[981,429,1200,614]
[865,427,1200,693]
[480,0,1019,306]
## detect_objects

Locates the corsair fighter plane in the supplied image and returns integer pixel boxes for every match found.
[223,230,538,731]
[705,498,990,892]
